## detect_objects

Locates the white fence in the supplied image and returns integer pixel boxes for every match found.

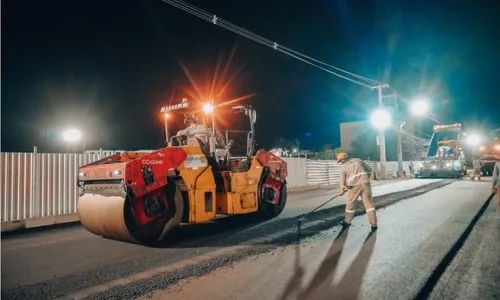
[1,152,100,222]
[302,159,421,188]
[1,151,419,224]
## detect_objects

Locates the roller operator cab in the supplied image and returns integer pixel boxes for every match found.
[76,99,288,245]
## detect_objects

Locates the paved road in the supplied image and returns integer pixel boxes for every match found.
[139,179,499,300]
[2,178,497,300]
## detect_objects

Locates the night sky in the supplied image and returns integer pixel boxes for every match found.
[2,0,499,153]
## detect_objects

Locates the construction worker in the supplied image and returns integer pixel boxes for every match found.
[176,114,211,144]
[492,160,500,205]
[337,152,377,231]
[408,160,415,178]
[471,157,483,180]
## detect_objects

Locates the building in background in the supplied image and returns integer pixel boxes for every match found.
[340,121,371,152]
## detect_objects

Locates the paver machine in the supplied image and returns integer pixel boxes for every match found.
[415,123,467,178]
[76,99,288,245]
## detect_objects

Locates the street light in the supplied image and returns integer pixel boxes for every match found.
[466,134,481,146]
[203,101,216,140]
[62,129,82,153]
[370,108,392,130]
[410,98,430,116]
[62,129,82,142]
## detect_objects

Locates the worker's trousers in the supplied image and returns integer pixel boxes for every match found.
[471,168,481,180]
[344,183,377,226]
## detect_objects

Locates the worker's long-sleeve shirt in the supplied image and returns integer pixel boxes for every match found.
[177,124,211,143]
[473,159,483,169]
[492,161,500,189]
[339,158,372,189]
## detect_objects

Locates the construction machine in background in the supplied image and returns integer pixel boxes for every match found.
[478,140,500,176]
[415,123,467,179]
[76,99,288,245]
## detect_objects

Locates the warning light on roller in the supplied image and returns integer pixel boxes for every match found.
[203,103,213,114]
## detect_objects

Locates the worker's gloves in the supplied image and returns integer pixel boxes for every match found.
[338,188,347,196]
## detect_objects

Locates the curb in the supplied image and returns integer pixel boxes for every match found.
[1,214,80,233]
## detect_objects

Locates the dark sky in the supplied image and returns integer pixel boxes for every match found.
[2,0,499,152]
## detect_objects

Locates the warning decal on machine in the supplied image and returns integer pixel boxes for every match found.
[184,155,207,169]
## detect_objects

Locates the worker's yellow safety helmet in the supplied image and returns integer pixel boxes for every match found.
[336,152,349,163]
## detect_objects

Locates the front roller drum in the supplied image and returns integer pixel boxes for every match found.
[77,182,184,245]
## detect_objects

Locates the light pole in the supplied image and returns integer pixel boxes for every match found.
[203,102,215,136]
[396,97,431,177]
[371,107,392,179]
[375,85,391,180]
[203,102,216,155]
[62,129,82,153]
[164,112,170,146]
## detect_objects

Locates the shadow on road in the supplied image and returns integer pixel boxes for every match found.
[154,213,268,248]
[155,180,446,249]
[278,228,377,300]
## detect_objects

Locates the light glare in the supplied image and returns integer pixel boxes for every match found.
[370,108,392,130]
[411,98,430,116]
[203,103,213,114]
[466,134,481,146]
[62,129,82,142]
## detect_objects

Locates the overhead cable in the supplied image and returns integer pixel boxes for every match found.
[161,0,387,89]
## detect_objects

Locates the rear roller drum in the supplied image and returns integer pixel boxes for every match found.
[124,182,184,245]
[257,169,287,219]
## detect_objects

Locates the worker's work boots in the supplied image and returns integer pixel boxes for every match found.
[339,220,351,228]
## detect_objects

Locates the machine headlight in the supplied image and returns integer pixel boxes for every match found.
[78,171,87,178]
[109,169,123,177]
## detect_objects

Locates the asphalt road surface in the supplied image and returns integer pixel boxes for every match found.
[2,178,498,300]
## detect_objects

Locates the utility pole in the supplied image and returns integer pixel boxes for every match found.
[397,122,405,176]
[395,91,404,177]
[377,85,387,180]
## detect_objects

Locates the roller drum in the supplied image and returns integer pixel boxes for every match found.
[77,183,184,245]
[77,194,135,243]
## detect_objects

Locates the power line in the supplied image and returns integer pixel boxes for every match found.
[161,0,387,89]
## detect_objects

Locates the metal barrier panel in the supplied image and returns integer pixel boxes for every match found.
[282,157,307,188]
[1,152,33,222]
[0,153,101,222]
[306,160,342,187]
[375,161,424,178]
[34,153,100,218]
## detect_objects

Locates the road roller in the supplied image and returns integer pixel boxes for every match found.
[76,99,288,245]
